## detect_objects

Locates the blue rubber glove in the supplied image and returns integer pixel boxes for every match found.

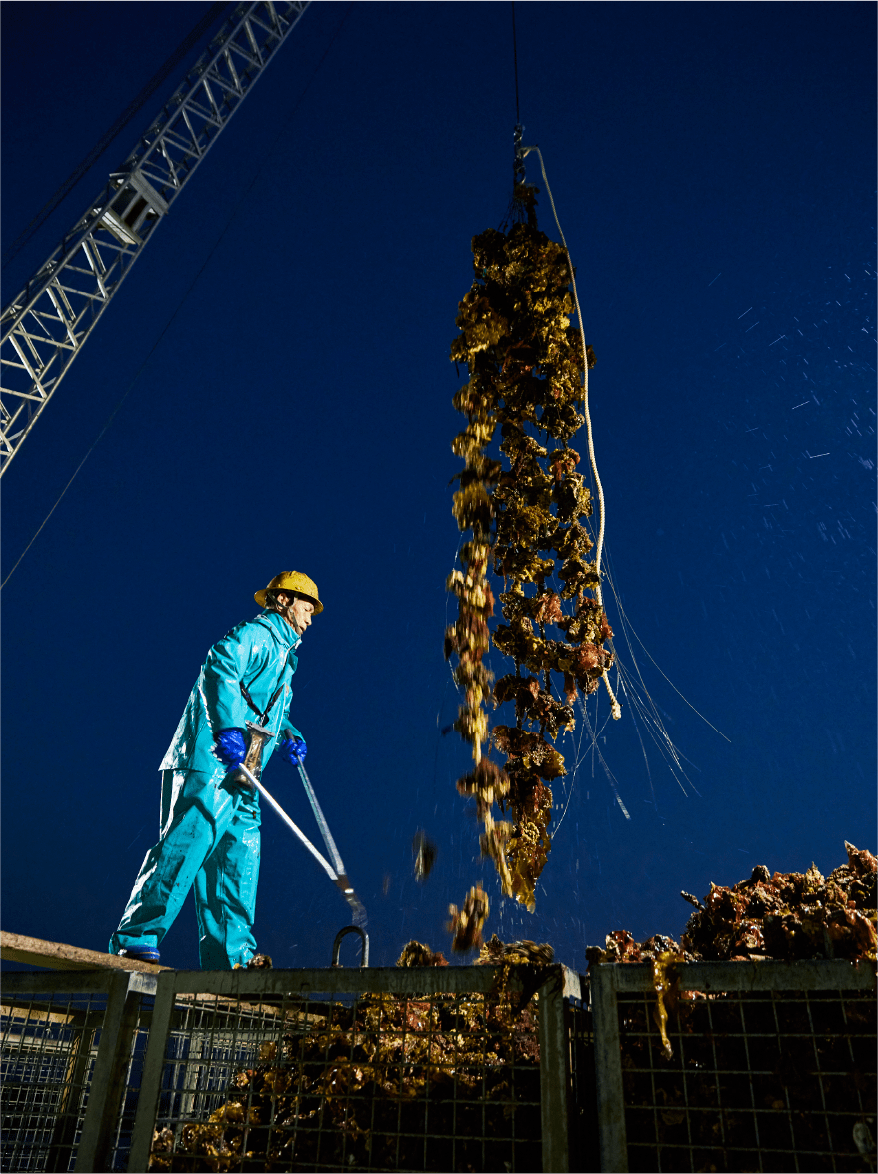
[213,728,247,768]
[278,732,307,765]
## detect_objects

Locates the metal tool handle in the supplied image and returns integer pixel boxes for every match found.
[296,760,345,877]
[296,763,367,926]
[334,874,367,929]
[236,763,368,929]
[236,763,337,881]
[234,765,368,929]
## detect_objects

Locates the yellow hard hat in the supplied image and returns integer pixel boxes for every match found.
[255,572,323,614]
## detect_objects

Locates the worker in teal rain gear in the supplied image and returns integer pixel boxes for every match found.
[109,572,323,969]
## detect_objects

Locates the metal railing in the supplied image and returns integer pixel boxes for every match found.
[2,964,588,1172]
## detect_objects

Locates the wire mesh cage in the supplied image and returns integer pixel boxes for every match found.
[1,969,157,1173]
[2,985,101,1172]
[3,957,874,1173]
[563,991,600,1172]
[129,964,586,1173]
[591,958,877,1174]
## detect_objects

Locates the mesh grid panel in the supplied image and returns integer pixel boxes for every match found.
[1,976,155,1174]
[147,987,545,1173]
[565,997,600,1172]
[619,986,876,1174]
[1,991,103,1172]
[103,993,154,1172]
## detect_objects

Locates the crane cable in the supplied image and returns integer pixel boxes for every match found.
[511,0,521,125]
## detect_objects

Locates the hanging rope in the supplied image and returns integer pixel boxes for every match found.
[523,145,622,719]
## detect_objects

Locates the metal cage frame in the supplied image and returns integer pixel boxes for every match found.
[1,969,158,1173]
[3,958,873,1173]
[128,963,585,1173]
[2,964,589,1173]
[591,958,876,1174]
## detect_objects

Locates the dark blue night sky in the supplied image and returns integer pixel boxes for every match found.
[2,1,875,972]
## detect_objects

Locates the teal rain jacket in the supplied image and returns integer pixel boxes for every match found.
[160,610,303,778]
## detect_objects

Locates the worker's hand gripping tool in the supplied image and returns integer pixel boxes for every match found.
[225,721,272,792]
[223,679,284,792]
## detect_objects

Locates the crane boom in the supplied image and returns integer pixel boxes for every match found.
[0,0,310,476]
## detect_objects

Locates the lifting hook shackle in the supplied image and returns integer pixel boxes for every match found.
[331,925,369,968]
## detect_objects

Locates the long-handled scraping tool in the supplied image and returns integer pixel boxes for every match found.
[232,721,366,928]
[230,678,368,928]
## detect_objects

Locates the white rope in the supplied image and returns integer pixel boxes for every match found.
[523,146,621,719]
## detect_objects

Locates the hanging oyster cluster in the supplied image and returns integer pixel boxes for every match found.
[446,187,613,918]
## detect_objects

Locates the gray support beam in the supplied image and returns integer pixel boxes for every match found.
[74,971,156,1172]
[0,1,310,475]
[611,957,875,993]
[1,968,138,995]
[590,965,628,1174]
[45,1008,104,1173]
[126,971,178,1173]
[539,971,572,1172]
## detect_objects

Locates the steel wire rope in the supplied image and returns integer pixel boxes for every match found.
[2,1,229,271]
[2,4,353,591]
[511,1,522,124]
[521,145,622,721]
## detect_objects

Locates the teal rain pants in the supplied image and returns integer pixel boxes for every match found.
[109,769,261,969]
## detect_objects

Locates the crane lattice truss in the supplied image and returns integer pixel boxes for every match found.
[0,0,309,476]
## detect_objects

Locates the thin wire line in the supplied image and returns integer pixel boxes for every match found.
[577,692,631,818]
[2,378,138,589]
[603,548,730,743]
[2,4,353,591]
[2,1,228,271]
[511,1,521,124]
